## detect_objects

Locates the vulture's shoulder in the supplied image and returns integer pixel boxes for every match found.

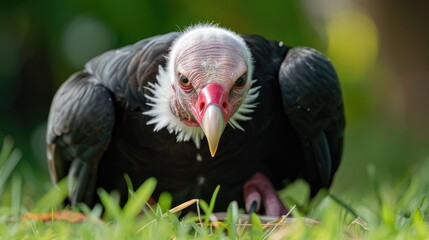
[242,34,290,73]
[84,32,180,110]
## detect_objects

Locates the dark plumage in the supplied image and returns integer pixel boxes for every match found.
[46,25,345,216]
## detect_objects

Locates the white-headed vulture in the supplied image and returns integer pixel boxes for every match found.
[46,24,345,217]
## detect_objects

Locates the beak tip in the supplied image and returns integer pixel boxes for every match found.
[201,105,225,158]
[209,147,217,157]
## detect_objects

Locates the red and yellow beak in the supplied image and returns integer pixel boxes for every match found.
[195,84,229,157]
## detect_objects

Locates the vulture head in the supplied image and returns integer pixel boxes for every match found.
[145,25,260,156]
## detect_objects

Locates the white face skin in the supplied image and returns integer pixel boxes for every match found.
[144,25,260,151]
[168,27,253,127]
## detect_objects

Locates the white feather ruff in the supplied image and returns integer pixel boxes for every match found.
[143,25,260,147]
[144,66,204,148]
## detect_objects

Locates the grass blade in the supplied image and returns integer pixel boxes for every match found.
[123,177,157,220]
[251,213,264,240]
[367,163,382,206]
[158,191,172,213]
[0,136,14,166]
[226,201,238,239]
[124,173,135,199]
[98,189,122,220]
[329,193,359,219]
[203,185,220,226]
[0,148,21,196]
[11,173,22,215]
[33,179,68,212]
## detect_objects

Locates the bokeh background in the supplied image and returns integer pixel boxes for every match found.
[1,0,428,205]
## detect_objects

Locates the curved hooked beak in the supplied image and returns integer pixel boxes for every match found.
[201,105,225,157]
[195,84,229,157]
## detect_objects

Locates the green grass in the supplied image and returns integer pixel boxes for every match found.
[1,136,429,239]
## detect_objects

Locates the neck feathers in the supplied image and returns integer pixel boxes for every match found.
[144,65,260,147]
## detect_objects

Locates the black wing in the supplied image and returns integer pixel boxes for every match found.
[85,32,180,110]
[46,72,115,206]
[278,47,345,196]
[47,32,180,206]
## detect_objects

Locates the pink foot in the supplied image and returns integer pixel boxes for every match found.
[243,172,288,217]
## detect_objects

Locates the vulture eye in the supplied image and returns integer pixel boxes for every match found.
[234,73,247,88]
[178,74,192,90]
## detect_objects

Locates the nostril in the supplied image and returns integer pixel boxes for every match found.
[199,102,205,111]
[222,102,228,109]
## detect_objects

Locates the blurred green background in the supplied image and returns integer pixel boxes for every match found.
[1,0,428,205]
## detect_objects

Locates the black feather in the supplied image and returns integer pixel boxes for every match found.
[46,30,345,213]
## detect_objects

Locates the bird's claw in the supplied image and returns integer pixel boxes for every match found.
[243,172,288,217]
